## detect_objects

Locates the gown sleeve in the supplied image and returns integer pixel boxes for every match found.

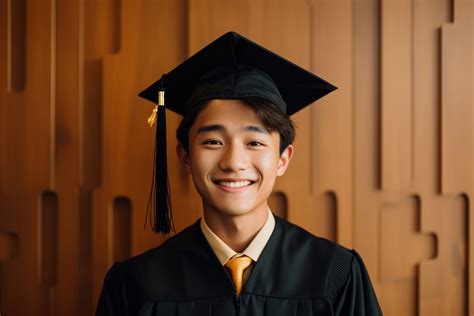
[332,250,382,315]
[95,262,145,316]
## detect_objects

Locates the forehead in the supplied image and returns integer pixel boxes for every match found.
[192,99,264,127]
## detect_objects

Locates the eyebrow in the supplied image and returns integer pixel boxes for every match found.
[196,124,225,134]
[196,124,270,135]
[244,125,270,135]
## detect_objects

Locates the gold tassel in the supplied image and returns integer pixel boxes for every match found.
[147,91,165,127]
[148,106,158,127]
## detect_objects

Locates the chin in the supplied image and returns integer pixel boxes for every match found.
[204,199,267,218]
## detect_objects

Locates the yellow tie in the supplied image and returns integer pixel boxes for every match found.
[225,256,253,296]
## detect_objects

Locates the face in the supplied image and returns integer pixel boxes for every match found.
[177,99,293,220]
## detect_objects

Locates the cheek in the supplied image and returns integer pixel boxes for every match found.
[254,152,280,177]
[190,149,218,176]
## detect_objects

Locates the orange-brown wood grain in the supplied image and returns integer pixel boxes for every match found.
[307,0,353,248]
[90,0,192,309]
[0,0,473,315]
[381,0,413,192]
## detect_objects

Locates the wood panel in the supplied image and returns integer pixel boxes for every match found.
[0,0,473,315]
[1,0,56,314]
[55,1,86,314]
[380,0,413,192]
[308,0,353,247]
[112,196,132,262]
[413,0,471,315]
[353,0,381,294]
[85,0,124,309]
[441,3,472,195]
[90,0,191,309]
[419,194,467,315]
[353,0,472,314]
[0,232,19,261]
[39,191,58,287]
[6,0,25,91]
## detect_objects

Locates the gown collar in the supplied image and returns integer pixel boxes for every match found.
[200,209,276,265]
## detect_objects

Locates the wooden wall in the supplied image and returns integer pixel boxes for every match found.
[0,0,473,315]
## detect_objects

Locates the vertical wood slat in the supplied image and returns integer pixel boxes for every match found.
[450,194,468,316]
[55,0,92,314]
[439,1,472,312]
[411,0,451,195]
[318,192,337,242]
[440,18,472,195]
[112,197,132,262]
[379,195,437,315]
[87,0,125,308]
[82,0,121,189]
[419,194,467,315]
[0,231,19,261]
[352,0,384,304]
[7,0,25,91]
[0,0,54,311]
[0,232,19,315]
[353,0,381,294]
[16,0,55,314]
[1,0,7,251]
[92,1,188,309]
[380,0,413,192]
[49,0,57,189]
[78,190,93,315]
[39,191,58,286]
[308,0,353,247]
[380,196,436,281]
[0,265,2,316]
[110,0,120,54]
[469,4,473,314]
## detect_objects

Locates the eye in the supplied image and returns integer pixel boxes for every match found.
[201,139,223,146]
[247,140,265,147]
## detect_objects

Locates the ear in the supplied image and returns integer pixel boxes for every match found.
[276,145,294,176]
[176,143,192,173]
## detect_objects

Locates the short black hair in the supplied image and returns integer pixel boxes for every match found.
[176,96,296,154]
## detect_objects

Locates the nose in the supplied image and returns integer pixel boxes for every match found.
[218,142,249,172]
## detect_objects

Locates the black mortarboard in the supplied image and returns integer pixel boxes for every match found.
[139,31,337,234]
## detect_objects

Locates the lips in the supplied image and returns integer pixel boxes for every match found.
[217,180,252,188]
[212,179,256,192]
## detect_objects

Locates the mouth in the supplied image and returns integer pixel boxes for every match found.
[212,179,256,192]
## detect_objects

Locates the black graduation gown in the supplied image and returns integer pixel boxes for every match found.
[96,217,382,315]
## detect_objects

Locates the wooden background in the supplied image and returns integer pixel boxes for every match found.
[0,0,473,315]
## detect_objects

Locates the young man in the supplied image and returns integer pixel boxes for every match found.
[96,32,382,315]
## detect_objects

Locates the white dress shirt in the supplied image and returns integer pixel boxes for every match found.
[200,208,276,284]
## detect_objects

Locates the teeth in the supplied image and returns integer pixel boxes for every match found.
[218,180,252,188]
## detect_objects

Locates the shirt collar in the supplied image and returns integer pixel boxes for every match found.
[200,209,275,265]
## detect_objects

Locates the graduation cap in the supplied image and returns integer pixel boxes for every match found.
[139,31,337,234]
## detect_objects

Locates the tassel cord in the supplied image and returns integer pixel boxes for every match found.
[155,105,174,233]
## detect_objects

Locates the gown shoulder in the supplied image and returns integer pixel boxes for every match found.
[96,218,382,315]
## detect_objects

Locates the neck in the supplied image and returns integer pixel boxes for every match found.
[203,205,268,253]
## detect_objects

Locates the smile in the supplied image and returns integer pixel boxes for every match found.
[218,180,252,188]
[213,179,255,192]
